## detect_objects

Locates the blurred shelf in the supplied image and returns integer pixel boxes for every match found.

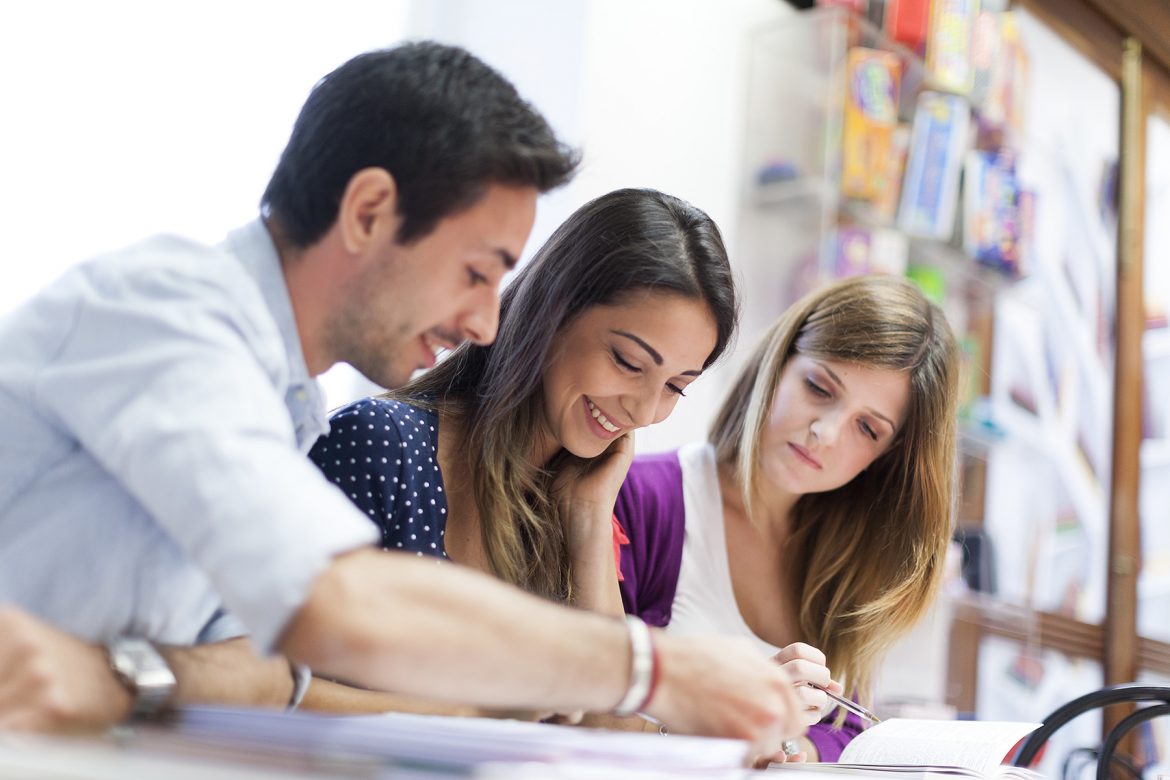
[1139,635,1170,675]
[750,177,1020,297]
[949,591,1103,661]
[752,177,833,209]
[959,413,1008,460]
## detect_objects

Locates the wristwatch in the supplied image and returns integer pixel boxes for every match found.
[105,637,177,720]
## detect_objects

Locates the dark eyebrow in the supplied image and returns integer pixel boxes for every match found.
[817,361,896,430]
[612,330,702,376]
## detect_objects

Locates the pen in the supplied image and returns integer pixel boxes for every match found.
[806,682,883,724]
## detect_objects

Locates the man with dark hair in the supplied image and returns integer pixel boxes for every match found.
[0,42,804,753]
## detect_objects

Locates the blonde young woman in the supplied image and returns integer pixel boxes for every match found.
[614,275,960,761]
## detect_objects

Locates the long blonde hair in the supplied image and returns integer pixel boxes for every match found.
[709,275,959,704]
[392,188,738,601]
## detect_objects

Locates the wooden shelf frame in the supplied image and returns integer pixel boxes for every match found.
[944,1,1170,761]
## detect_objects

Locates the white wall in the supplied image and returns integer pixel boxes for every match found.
[1,0,793,451]
[576,0,794,453]
[0,1,410,313]
[407,0,795,453]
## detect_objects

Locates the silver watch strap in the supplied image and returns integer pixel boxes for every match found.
[107,637,177,721]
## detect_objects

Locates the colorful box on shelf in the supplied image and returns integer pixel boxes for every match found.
[842,47,903,201]
[897,91,970,240]
[962,148,1032,277]
[978,11,1030,142]
[926,0,979,94]
[885,0,931,53]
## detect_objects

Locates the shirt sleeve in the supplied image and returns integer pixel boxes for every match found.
[33,259,378,652]
[807,710,865,762]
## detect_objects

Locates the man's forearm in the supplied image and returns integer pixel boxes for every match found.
[159,637,293,709]
[281,548,628,713]
[0,610,291,733]
[279,548,808,752]
[300,677,488,716]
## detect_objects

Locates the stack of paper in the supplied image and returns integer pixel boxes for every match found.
[169,706,752,775]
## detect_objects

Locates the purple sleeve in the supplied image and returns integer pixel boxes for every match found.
[613,451,687,628]
[807,710,865,762]
[615,450,863,763]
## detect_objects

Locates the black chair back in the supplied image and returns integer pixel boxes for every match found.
[1010,683,1170,779]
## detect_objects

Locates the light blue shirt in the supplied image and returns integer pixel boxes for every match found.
[0,220,378,651]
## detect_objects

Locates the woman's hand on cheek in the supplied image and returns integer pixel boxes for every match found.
[554,431,636,550]
[553,432,634,615]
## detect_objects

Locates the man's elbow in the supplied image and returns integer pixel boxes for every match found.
[276,548,391,681]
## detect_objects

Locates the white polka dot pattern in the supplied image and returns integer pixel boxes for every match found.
[310,398,449,560]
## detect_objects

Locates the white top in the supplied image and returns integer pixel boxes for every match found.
[0,219,378,651]
[665,441,781,656]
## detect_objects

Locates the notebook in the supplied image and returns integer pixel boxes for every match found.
[768,718,1042,779]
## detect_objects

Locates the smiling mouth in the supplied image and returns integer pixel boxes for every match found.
[420,332,461,365]
[585,397,622,434]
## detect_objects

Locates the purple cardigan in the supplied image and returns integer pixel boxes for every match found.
[613,449,863,762]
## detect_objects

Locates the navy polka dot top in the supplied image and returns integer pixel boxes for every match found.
[309,397,448,559]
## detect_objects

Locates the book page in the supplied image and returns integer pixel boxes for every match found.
[769,763,1040,779]
[837,719,1039,775]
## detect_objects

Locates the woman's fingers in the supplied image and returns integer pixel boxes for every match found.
[771,643,845,723]
[778,658,832,688]
[773,642,826,666]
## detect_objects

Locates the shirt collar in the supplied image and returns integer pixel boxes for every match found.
[221,219,328,450]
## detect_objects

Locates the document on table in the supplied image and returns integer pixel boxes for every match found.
[170,706,752,773]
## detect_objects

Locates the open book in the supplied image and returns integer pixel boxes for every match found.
[769,718,1042,779]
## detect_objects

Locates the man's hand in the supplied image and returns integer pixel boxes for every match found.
[0,607,132,732]
[642,632,807,756]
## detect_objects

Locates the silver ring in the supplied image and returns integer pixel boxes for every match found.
[781,738,801,757]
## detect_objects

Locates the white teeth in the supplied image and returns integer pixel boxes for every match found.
[586,399,620,433]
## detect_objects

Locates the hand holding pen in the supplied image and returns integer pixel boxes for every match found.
[805,681,882,724]
[772,642,843,726]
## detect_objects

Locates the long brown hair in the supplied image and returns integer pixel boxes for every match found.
[393,188,738,601]
[709,275,958,704]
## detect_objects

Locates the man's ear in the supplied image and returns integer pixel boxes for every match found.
[337,167,398,255]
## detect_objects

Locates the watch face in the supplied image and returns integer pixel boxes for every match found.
[109,637,176,719]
